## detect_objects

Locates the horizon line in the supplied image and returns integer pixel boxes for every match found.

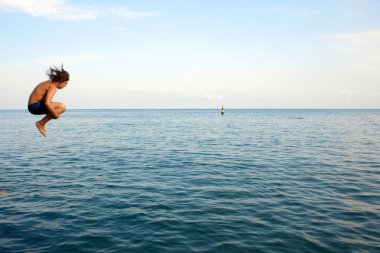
[1,108,379,110]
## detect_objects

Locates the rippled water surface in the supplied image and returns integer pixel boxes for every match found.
[1,109,379,252]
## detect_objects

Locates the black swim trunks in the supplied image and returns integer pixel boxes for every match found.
[28,102,48,115]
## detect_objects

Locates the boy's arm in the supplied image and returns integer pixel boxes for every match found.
[44,86,60,119]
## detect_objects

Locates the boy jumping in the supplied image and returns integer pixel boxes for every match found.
[28,65,70,137]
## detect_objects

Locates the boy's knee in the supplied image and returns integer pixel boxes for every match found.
[59,103,66,113]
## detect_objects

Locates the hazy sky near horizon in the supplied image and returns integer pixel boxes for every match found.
[0,0,379,109]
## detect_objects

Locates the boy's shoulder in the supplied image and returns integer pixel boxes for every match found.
[41,80,53,85]
[38,80,55,89]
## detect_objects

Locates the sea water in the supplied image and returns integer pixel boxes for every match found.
[0,109,379,253]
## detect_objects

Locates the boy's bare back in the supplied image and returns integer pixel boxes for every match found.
[28,81,57,105]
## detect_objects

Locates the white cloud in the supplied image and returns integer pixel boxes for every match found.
[263,7,319,17]
[203,94,224,100]
[32,55,104,64]
[240,6,319,18]
[0,0,155,20]
[111,26,128,32]
[323,29,380,52]
[322,29,380,72]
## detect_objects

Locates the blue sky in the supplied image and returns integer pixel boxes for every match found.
[0,0,379,109]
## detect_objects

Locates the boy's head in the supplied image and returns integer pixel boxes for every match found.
[46,65,70,87]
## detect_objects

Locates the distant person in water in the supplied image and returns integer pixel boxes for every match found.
[28,65,69,137]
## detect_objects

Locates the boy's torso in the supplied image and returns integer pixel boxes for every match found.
[28,81,54,105]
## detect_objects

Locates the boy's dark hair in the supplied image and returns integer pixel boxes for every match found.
[46,65,70,82]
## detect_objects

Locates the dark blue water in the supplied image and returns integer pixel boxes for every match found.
[1,109,379,253]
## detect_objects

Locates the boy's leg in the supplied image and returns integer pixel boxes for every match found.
[36,102,66,137]
[36,119,49,137]
[52,102,67,116]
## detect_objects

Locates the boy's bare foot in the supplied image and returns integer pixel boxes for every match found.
[36,121,47,137]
